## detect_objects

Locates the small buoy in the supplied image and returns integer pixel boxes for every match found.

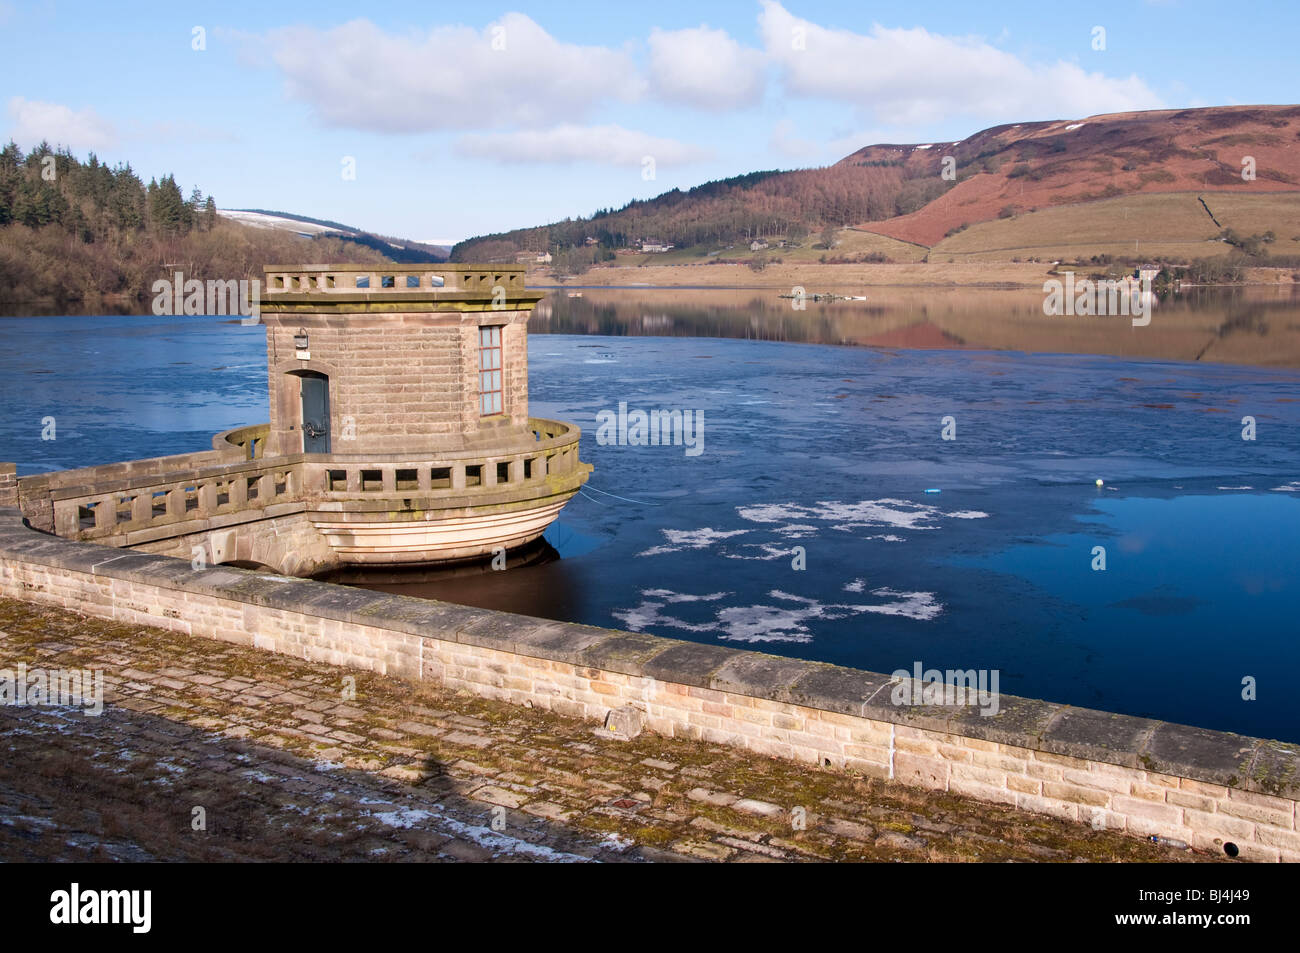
[924,488,941,494]
[1095,479,1104,487]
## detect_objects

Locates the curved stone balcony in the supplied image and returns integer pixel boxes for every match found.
[15,418,589,573]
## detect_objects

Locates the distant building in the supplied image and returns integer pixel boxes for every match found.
[1136,263,1161,283]
[639,241,674,253]
[750,240,768,251]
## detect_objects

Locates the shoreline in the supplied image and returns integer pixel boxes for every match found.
[528,261,1300,291]
[3,264,1293,318]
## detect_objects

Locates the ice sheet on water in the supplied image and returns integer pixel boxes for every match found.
[737,499,987,532]
[637,527,748,556]
[613,586,941,643]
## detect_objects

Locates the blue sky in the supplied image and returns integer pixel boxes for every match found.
[1,0,1296,243]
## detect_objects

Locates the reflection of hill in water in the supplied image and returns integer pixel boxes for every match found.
[533,286,1300,366]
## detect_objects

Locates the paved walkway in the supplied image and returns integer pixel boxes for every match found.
[0,597,1217,862]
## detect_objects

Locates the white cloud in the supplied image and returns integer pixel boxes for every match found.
[647,25,765,110]
[758,1,1161,126]
[5,97,116,151]
[453,123,710,166]
[265,15,643,132]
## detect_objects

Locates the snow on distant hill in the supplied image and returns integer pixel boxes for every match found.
[217,209,343,238]
[217,209,450,263]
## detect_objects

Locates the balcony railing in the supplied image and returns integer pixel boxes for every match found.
[27,419,584,543]
[263,264,529,297]
[215,423,270,459]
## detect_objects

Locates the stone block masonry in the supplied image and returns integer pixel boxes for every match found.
[0,508,1296,861]
[0,464,16,508]
[264,312,532,457]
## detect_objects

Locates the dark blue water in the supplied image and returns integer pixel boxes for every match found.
[0,315,267,471]
[2,315,1298,742]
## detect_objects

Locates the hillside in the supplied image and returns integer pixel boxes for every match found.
[219,209,449,263]
[851,105,1300,246]
[452,105,1300,267]
[0,144,421,314]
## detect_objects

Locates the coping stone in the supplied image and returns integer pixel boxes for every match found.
[642,641,744,689]
[1141,722,1259,791]
[1241,739,1300,798]
[944,692,1061,748]
[456,611,573,656]
[785,663,895,718]
[860,687,958,736]
[710,653,823,703]
[1038,706,1162,769]
[275,582,384,624]
[578,630,674,676]
[359,597,480,640]
[495,621,613,666]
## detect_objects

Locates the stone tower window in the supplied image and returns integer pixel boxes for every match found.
[479,325,504,415]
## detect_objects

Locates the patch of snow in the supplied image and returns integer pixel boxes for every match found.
[239,769,279,783]
[217,209,343,236]
[600,832,634,852]
[366,807,590,862]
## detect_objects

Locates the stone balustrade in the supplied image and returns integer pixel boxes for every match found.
[215,423,270,460]
[49,457,299,543]
[263,264,530,297]
[11,418,583,547]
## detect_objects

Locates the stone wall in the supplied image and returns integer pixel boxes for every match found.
[129,510,339,577]
[1,508,1295,861]
[263,311,532,456]
[0,464,16,508]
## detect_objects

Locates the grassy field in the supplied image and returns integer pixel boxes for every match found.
[589,192,1300,274]
[928,192,1300,263]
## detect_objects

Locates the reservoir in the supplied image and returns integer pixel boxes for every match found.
[2,287,1297,742]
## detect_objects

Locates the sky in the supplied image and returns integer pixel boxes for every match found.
[1,0,1297,244]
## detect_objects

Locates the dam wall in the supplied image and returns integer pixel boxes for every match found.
[1,508,1295,862]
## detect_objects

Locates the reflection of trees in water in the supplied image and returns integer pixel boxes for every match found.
[533,286,1300,363]
[537,294,846,344]
[1194,304,1269,361]
[1217,307,1269,337]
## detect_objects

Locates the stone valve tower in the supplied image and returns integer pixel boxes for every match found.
[10,264,591,577]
